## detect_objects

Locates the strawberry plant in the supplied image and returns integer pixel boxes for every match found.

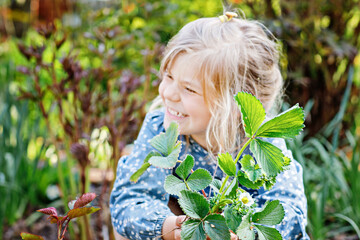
[20,193,100,240]
[131,92,305,240]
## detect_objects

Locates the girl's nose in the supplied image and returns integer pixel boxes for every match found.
[162,81,181,102]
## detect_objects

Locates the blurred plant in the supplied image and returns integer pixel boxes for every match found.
[0,86,58,236]
[20,192,100,240]
[286,67,360,239]
[16,21,146,239]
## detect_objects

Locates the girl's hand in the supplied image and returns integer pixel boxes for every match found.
[162,215,186,240]
[163,215,238,240]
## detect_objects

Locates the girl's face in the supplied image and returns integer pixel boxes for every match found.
[159,54,212,148]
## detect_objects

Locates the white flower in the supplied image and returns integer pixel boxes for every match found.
[239,192,254,207]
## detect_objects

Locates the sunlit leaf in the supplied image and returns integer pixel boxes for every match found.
[20,232,44,240]
[237,171,264,189]
[67,206,100,219]
[217,152,236,177]
[250,139,285,177]
[256,105,305,139]
[224,177,237,197]
[234,92,265,138]
[240,154,262,182]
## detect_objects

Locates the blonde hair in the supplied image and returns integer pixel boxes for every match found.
[151,15,283,157]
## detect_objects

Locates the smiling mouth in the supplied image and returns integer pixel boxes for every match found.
[167,108,188,118]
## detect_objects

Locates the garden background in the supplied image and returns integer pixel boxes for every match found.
[0,0,359,239]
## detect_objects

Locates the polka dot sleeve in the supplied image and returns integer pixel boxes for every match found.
[109,110,174,240]
[256,139,310,240]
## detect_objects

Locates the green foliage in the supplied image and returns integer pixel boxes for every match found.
[203,214,230,240]
[217,153,236,177]
[130,151,161,183]
[187,169,212,191]
[181,219,206,240]
[131,91,305,239]
[256,105,305,139]
[234,92,265,138]
[286,68,360,239]
[252,200,285,226]
[240,155,262,182]
[20,232,44,240]
[150,122,180,156]
[0,87,58,235]
[176,155,195,180]
[250,139,285,177]
[179,190,210,219]
[255,225,282,240]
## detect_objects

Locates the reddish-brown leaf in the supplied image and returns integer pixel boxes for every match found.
[67,206,100,220]
[20,232,44,240]
[73,193,96,209]
[47,215,59,224]
[37,207,57,216]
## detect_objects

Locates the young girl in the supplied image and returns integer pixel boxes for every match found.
[110,12,309,240]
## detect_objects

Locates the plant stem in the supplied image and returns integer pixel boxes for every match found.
[218,138,253,196]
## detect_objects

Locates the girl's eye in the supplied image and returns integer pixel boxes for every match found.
[165,73,173,80]
[185,87,197,94]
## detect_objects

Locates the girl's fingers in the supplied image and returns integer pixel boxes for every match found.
[174,228,182,240]
[230,231,238,240]
[175,215,186,227]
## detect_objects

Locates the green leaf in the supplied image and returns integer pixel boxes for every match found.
[181,219,206,240]
[204,214,231,240]
[130,151,161,182]
[224,177,237,197]
[255,225,282,240]
[240,155,263,182]
[20,232,45,240]
[214,199,233,210]
[217,152,236,177]
[252,200,285,226]
[234,92,266,138]
[150,121,179,155]
[148,142,181,168]
[236,213,255,240]
[256,104,305,139]
[187,169,212,191]
[209,178,222,194]
[164,175,187,196]
[224,207,243,233]
[67,206,100,219]
[179,190,210,219]
[176,155,194,180]
[237,171,264,189]
[264,177,277,190]
[250,139,285,177]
